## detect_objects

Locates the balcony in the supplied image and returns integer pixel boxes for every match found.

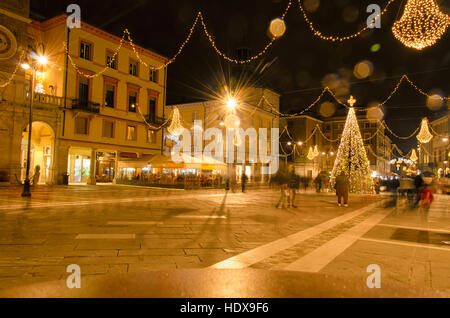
[33,93,67,107]
[71,99,100,113]
[145,115,167,127]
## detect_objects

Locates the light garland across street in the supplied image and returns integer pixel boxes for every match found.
[297,0,398,42]
[0,50,26,88]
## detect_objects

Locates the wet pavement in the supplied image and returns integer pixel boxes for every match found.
[0,184,448,296]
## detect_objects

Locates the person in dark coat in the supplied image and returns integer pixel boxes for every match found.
[335,171,349,207]
[287,169,300,208]
[241,173,248,193]
[412,174,425,208]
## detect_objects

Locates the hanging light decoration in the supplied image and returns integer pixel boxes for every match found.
[313,145,319,157]
[307,147,315,160]
[416,118,433,143]
[167,107,184,136]
[410,149,418,162]
[392,0,450,50]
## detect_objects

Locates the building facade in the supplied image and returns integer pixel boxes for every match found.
[166,87,280,183]
[419,114,449,177]
[279,113,392,179]
[0,7,168,184]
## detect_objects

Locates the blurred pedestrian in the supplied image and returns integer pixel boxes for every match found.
[385,177,400,208]
[314,176,322,193]
[419,185,434,212]
[335,171,349,207]
[241,173,248,193]
[275,169,288,209]
[287,169,300,208]
[413,174,425,208]
[32,165,40,186]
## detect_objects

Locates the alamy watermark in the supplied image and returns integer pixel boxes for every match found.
[366,264,381,288]
[170,121,279,175]
[66,264,81,288]
[66,4,81,29]
[367,4,382,29]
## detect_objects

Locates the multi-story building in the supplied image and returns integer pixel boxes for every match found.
[166,87,280,183]
[279,111,392,179]
[419,114,449,177]
[0,5,168,185]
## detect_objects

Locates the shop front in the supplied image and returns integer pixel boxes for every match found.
[67,147,92,183]
[96,152,116,183]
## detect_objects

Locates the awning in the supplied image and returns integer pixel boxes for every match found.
[148,154,227,170]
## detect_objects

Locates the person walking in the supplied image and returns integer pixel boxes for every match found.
[287,169,300,208]
[335,171,349,207]
[241,173,248,193]
[275,169,289,209]
[314,176,322,193]
[413,174,425,208]
[419,184,434,212]
[32,165,40,186]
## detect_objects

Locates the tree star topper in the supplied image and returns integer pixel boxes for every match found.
[348,96,356,107]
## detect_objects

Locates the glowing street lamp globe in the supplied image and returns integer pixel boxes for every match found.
[226,97,237,110]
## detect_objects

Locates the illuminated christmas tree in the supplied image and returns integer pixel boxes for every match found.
[331,97,374,193]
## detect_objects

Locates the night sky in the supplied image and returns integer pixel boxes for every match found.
[30,0,450,152]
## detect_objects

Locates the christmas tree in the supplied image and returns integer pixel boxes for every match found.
[331,97,374,193]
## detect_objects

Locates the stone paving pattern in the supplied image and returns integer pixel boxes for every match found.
[0,184,448,293]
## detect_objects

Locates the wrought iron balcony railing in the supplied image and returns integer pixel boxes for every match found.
[145,115,166,126]
[71,99,100,113]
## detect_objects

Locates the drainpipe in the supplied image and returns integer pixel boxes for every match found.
[62,26,70,137]
[161,65,167,155]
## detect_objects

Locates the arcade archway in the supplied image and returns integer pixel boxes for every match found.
[21,121,55,184]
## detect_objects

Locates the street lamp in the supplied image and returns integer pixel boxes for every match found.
[226,97,237,111]
[21,52,48,197]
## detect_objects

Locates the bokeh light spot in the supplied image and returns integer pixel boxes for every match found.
[353,60,374,79]
[269,18,286,38]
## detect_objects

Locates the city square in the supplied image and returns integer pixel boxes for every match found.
[0,0,449,301]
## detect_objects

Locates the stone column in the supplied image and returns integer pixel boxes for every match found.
[88,148,97,185]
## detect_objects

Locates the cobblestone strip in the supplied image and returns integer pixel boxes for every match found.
[251,208,387,270]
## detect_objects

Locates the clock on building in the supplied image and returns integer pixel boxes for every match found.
[0,25,18,60]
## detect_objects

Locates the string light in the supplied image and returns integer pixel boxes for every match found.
[0,50,26,88]
[410,149,418,162]
[392,0,450,50]
[136,103,171,131]
[307,146,315,160]
[313,145,319,157]
[297,0,398,42]
[331,107,374,193]
[263,74,448,120]
[416,118,433,143]
[167,107,184,136]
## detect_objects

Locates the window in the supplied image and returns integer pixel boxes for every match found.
[78,76,89,107]
[148,98,156,122]
[103,120,114,138]
[106,51,117,69]
[128,91,137,112]
[80,41,92,60]
[75,117,88,135]
[147,129,157,143]
[127,125,136,140]
[129,60,138,76]
[149,69,158,83]
[105,84,115,108]
[365,123,370,129]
